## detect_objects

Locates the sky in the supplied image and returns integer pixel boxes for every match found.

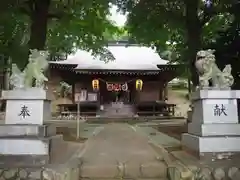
[108,5,127,27]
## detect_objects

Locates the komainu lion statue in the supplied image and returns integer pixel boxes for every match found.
[10,49,49,89]
[195,49,234,89]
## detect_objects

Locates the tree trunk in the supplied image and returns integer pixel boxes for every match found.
[185,0,202,89]
[29,0,51,50]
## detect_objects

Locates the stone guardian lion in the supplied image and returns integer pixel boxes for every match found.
[9,49,49,89]
[195,49,234,89]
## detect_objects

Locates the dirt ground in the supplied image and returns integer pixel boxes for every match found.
[156,124,187,140]
[56,127,87,142]
[167,89,190,118]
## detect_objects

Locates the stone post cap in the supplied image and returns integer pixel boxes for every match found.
[1,88,51,100]
[190,89,240,100]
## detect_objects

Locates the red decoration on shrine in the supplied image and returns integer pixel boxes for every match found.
[106,83,114,91]
[113,84,121,91]
[106,83,128,91]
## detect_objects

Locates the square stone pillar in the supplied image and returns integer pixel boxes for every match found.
[182,89,240,159]
[2,88,51,124]
[0,88,61,166]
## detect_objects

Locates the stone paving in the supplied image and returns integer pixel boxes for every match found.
[79,123,168,180]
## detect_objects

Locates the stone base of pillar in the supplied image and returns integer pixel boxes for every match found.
[0,124,63,166]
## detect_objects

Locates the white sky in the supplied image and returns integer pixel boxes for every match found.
[108,5,127,27]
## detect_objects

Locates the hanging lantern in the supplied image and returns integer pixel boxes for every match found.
[92,79,99,91]
[136,79,143,91]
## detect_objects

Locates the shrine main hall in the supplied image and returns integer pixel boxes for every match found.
[48,42,181,117]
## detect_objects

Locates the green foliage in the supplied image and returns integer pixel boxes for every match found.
[103,27,129,41]
[47,1,117,54]
[1,0,122,67]
[202,13,234,45]
[0,6,30,69]
[120,0,235,79]
[208,3,240,89]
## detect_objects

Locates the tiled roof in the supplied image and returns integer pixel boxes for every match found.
[50,45,168,71]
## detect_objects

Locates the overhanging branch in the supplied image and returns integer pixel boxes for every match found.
[200,4,232,27]
[156,6,185,23]
[137,0,185,25]
[200,5,215,26]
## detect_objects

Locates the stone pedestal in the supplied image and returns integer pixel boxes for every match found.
[182,89,240,159]
[2,88,51,124]
[0,88,59,166]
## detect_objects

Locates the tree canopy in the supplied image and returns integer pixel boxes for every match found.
[0,0,121,69]
[2,0,240,89]
[210,2,240,89]
[122,0,235,86]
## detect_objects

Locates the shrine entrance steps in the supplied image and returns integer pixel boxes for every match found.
[100,102,135,117]
[79,123,169,180]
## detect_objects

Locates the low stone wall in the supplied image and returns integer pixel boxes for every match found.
[43,166,80,180]
[168,150,240,180]
[168,160,240,180]
[0,166,80,180]
[0,167,43,180]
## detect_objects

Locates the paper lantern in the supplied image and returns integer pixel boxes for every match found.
[136,79,143,91]
[92,79,99,91]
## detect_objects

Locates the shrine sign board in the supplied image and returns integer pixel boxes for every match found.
[75,90,87,103]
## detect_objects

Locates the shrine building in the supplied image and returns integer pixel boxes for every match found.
[48,42,181,117]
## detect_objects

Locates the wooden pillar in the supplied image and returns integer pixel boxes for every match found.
[72,82,75,103]
[163,83,168,101]
[159,86,163,100]
[158,76,164,101]
[159,82,165,100]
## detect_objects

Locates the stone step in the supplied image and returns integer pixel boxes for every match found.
[101,104,135,117]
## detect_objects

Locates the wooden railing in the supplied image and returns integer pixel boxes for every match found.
[57,101,99,119]
[135,101,175,116]
[55,101,176,119]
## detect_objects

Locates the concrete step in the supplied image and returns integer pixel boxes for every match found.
[101,103,135,117]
